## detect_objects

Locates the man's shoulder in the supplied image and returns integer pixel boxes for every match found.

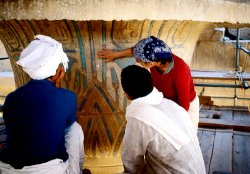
[161,98,180,108]
[56,88,76,99]
[158,99,190,118]
[172,54,183,62]
[172,55,189,69]
[5,85,25,99]
[57,87,74,94]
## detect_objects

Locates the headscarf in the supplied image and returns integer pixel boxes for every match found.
[132,36,172,62]
[17,35,69,80]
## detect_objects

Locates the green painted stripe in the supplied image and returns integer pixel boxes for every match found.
[87,21,96,78]
[72,21,87,88]
[102,21,107,87]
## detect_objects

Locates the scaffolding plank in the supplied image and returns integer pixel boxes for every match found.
[191,70,250,80]
[209,131,233,174]
[198,130,215,173]
[199,118,250,132]
[233,110,250,121]
[219,110,233,121]
[233,133,250,174]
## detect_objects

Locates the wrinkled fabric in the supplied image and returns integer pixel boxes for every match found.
[0,159,68,174]
[0,122,84,174]
[65,122,84,174]
[17,35,68,80]
[188,95,200,132]
[126,88,189,150]
[122,88,206,174]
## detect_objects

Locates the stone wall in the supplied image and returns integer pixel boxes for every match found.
[1,0,250,23]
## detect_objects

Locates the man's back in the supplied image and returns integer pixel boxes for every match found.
[122,88,206,174]
[148,99,205,173]
[1,79,76,168]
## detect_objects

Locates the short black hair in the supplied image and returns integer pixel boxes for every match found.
[121,65,153,100]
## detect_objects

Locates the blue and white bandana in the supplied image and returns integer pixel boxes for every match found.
[132,36,172,62]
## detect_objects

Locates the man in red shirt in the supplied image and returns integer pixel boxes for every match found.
[98,36,199,131]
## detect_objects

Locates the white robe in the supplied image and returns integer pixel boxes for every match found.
[0,122,84,174]
[188,95,200,132]
[122,88,206,174]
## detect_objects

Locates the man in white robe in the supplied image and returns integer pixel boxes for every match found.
[0,35,84,174]
[120,65,206,174]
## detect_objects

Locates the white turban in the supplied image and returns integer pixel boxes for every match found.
[17,35,69,80]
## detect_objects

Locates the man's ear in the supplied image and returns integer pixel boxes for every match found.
[48,65,65,87]
[48,65,60,81]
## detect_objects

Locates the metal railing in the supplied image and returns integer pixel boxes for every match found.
[0,57,9,60]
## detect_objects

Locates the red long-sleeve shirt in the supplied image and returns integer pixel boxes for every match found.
[150,54,196,111]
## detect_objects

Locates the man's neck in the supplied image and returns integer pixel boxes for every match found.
[155,62,170,74]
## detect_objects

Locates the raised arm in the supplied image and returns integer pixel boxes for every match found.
[97,47,133,62]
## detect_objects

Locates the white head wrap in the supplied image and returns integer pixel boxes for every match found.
[17,35,69,80]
